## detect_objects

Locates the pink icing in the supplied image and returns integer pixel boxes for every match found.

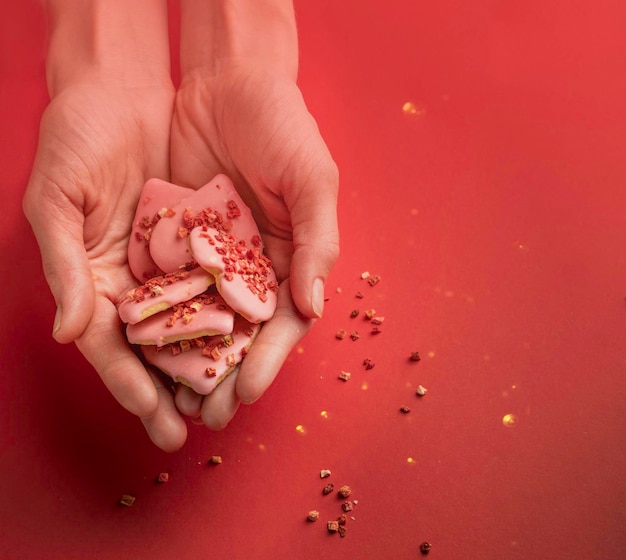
[117,266,214,325]
[126,292,235,346]
[128,178,193,282]
[188,227,277,323]
[148,173,278,323]
[141,316,261,395]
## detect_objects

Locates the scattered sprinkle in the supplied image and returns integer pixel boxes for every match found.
[307,510,320,522]
[338,485,352,498]
[119,495,136,507]
[341,501,354,512]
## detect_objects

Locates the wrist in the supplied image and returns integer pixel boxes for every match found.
[179,0,298,82]
[46,0,172,96]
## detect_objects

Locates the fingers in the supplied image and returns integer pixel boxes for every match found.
[75,296,158,419]
[23,178,95,343]
[141,370,188,452]
[282,133,340,320]
[236,280,314,404]
[200,370,241,430]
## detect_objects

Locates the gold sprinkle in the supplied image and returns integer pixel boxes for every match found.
[402,101,426,118]
[502,413,519,428]
[361,382,369,391]
[320,410,329,419]
[427,351,435,358]
[295,424,306,434]
[407,457,416,464]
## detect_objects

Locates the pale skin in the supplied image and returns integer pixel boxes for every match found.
[23,0,339,451]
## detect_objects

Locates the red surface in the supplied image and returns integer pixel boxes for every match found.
[2,1,626,558]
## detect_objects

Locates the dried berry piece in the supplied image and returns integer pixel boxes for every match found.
[119,495,136,507]
[338,485,351,498]
[368,274,381,286]
[341,501,354,512]
[364,309,376,320]
[307,510,320,522]
[350,309,360,318]
[327,520,339,533]
[420,541,432,554]
[363,357,375,370]
[416,385,428,397]
[320,469,332,479]
[156,472,169,483]
[338,525,347,538]
[410,351,421,362]
[209,455,223,464]
[335,329,347,340]
[355,291,364,299]
[337,514,347,526]
[338,371,351,382]
[322,483,335,495]
[350,331,360,341]
[400,406,411,414]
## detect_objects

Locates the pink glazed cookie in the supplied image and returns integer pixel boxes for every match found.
[141,316,261,395]
[117,266,214,325]
[149,174,278,323]
[126,292,235,347]
[128,178,193,282]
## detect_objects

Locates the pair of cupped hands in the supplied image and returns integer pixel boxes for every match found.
[23,66,339,451]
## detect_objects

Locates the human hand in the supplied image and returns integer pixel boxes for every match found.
[169,66,340,428]
[23,79,189,451]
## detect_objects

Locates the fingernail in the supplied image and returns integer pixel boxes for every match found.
[52,305,62,337]
[312,277,325,318]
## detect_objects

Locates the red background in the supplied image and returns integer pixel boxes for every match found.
[1,1,625,558]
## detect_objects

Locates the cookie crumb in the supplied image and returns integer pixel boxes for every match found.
[335,329,347,340]
[119,494,136,507]
[209,455,223,464]
[338,371,351,382]
[416,385,428,397]
[400,406,411,414]
[360,271,371,279]
[156,472,169,483]
[338,485,352,498]
[307,510,320,522]
[341,501,354,512]
[327,520,340,533]
[320,469,332,479]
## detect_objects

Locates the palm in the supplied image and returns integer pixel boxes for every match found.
[24,82,187,450]
[169,69,335,425]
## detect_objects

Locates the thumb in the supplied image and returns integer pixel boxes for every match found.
[23,181,95,343]
[286,154,340,319]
